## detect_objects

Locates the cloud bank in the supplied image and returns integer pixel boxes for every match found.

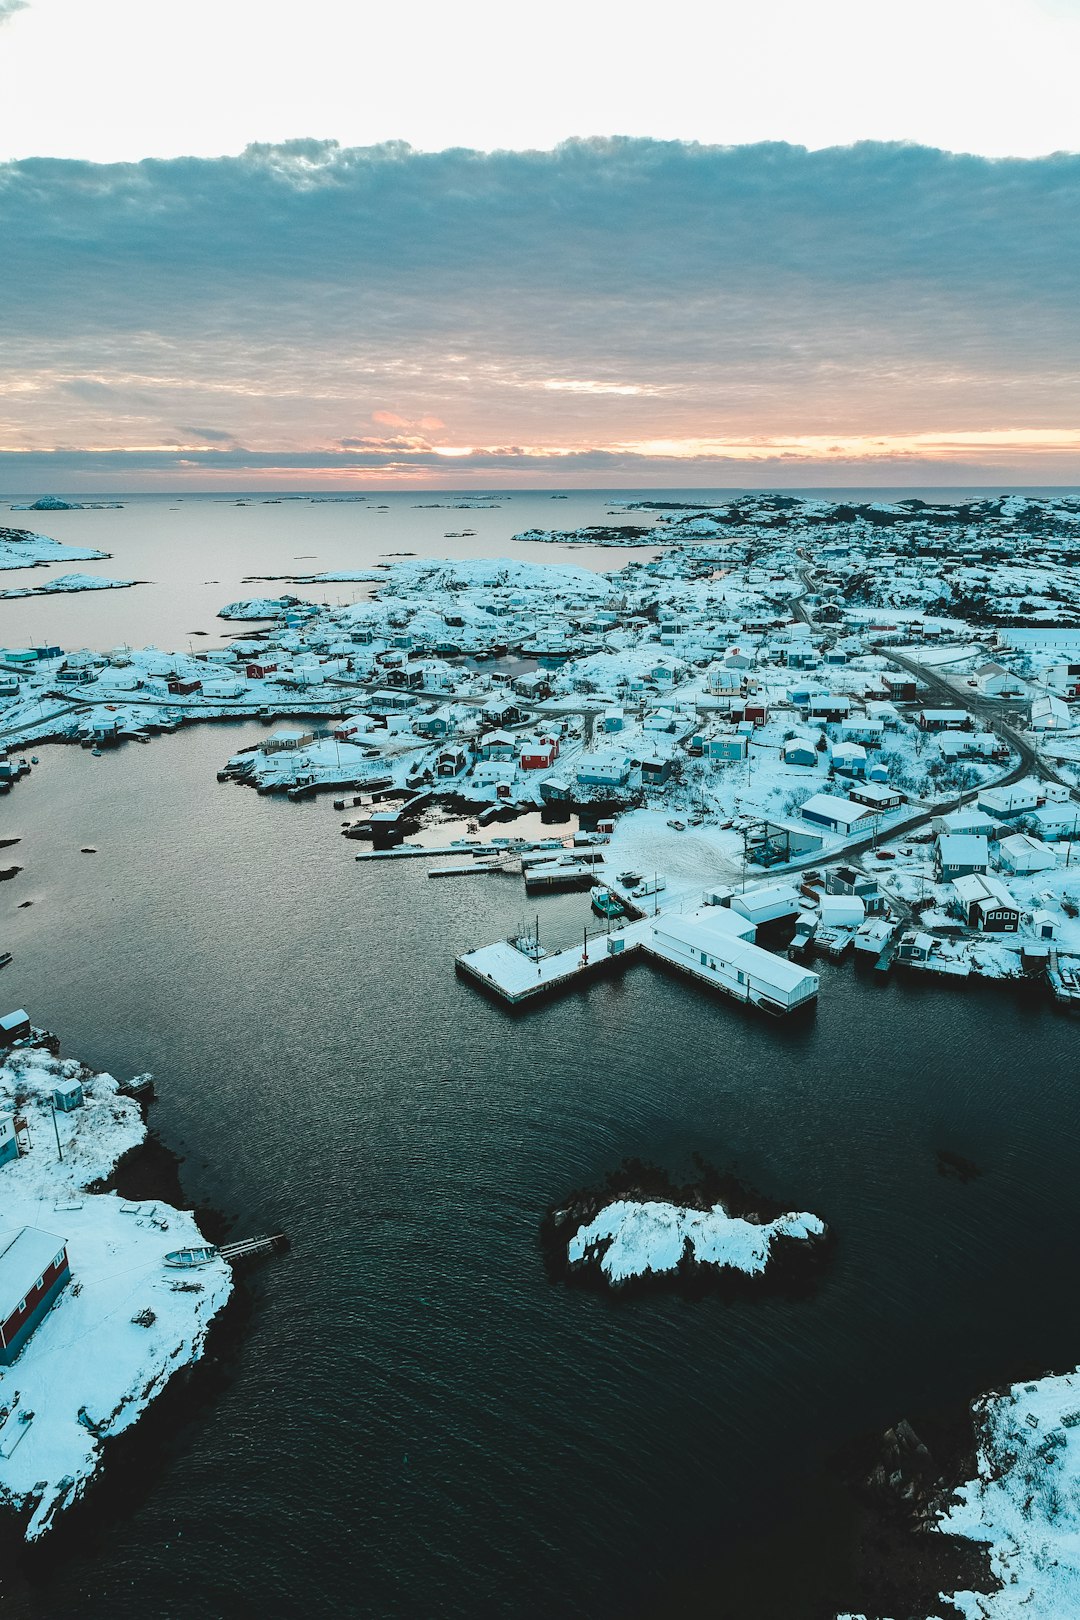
[2,138,1078,489]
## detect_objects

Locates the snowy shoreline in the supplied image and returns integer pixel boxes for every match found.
[0,1039,232,1541]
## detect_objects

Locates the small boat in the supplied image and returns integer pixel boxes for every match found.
[591,887,625,919]
[164,1244,219,1269]
[90,747,102,757]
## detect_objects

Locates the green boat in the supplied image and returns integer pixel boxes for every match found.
[591,887,626,919]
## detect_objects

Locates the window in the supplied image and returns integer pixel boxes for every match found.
[35,1276,44,1292]
[53,1251,65,1269]
[17,1298,25,1314]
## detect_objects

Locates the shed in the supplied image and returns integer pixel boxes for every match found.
[52,1077,84,1112]
[0,1227,71,1365]
[0,1010,31,1047]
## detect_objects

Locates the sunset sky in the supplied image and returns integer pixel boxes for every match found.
[2,0,1079,491]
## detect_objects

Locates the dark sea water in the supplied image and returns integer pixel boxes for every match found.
[2,494,1079,1619]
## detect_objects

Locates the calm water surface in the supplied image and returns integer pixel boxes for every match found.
[0,496,1078,1619]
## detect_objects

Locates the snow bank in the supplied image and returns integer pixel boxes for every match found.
[567,1198,825,1285]
[0,1047,231,1540]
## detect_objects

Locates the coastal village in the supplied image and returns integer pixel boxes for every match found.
[4,494,1080,1014]
[6,492,1080,1602]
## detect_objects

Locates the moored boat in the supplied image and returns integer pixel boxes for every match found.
[164,1244,219,1269]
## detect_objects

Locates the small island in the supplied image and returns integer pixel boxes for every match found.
[542,1160,829,1296]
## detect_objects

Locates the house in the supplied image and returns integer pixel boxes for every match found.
[647,914,819,1013]
[799,793,877,835]
[830,741,867,776]
[519,735,560,771]
[998,833,1058,876]
[935,833,989,879]
[575,752,632,789]
[883,674,918,701]
[934,807,996,838]
[973,662,1017,698]
[0,1114,18,1168]
[782,740,818,768]
[897,930,935,963]
[639,752,673,786]
[806,695,852,722]
[480,729,516,761]
[1030,694,1071,731]
[728,884,802,928]
[539,775,572,803]
[261,728,314,754]
[952,873,1021,932]
[839,715,886,746]
[602,709,625,733]
[917,709,968,731]
[978,785,1040,821]
[0,1227,71,1365]
[848,780,903,811]
[436,746,468,777]
[1030,804,1080,843]
[709,736,748,762]
[825,866,887,913]
[0,1010,31,1046]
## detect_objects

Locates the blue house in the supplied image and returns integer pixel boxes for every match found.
[709,736,748,762]
[0,1227,71,1365]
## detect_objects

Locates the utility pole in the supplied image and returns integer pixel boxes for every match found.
[51,1103,63,1165]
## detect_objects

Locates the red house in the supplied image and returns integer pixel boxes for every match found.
[519,735,560,771]
[0,1227,70,1365]
[246,661,278,679]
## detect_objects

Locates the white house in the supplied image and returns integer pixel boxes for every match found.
[997,833,1058,875]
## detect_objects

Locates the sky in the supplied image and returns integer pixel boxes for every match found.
[1,0,1079,491]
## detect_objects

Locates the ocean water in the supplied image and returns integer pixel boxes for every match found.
[2,495,1079,1619]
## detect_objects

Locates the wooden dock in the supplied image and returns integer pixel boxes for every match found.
[219,1233,289,1262]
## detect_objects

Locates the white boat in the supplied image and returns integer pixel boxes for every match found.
[164,1244,219,1269]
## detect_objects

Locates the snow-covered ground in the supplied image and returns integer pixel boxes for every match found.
[933,1368,1080,1618]
[567,1198,825,1285]
[0,1046,231,1541]
[0,572,136,599]
[0,528,109,571]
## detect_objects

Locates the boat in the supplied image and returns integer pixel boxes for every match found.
[591,887,626,919]
[164,1244,219,1268]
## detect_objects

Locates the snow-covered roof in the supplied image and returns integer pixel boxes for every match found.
[0,1226,67,1309]
[938,834,988,865]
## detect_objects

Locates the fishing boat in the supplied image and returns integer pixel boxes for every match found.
[164,1244,219,1269]
[591,887,626,919]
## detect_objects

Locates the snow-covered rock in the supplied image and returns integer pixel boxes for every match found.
[567,1198,826,1285]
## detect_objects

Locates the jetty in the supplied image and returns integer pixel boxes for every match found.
[456,905,820,1015]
